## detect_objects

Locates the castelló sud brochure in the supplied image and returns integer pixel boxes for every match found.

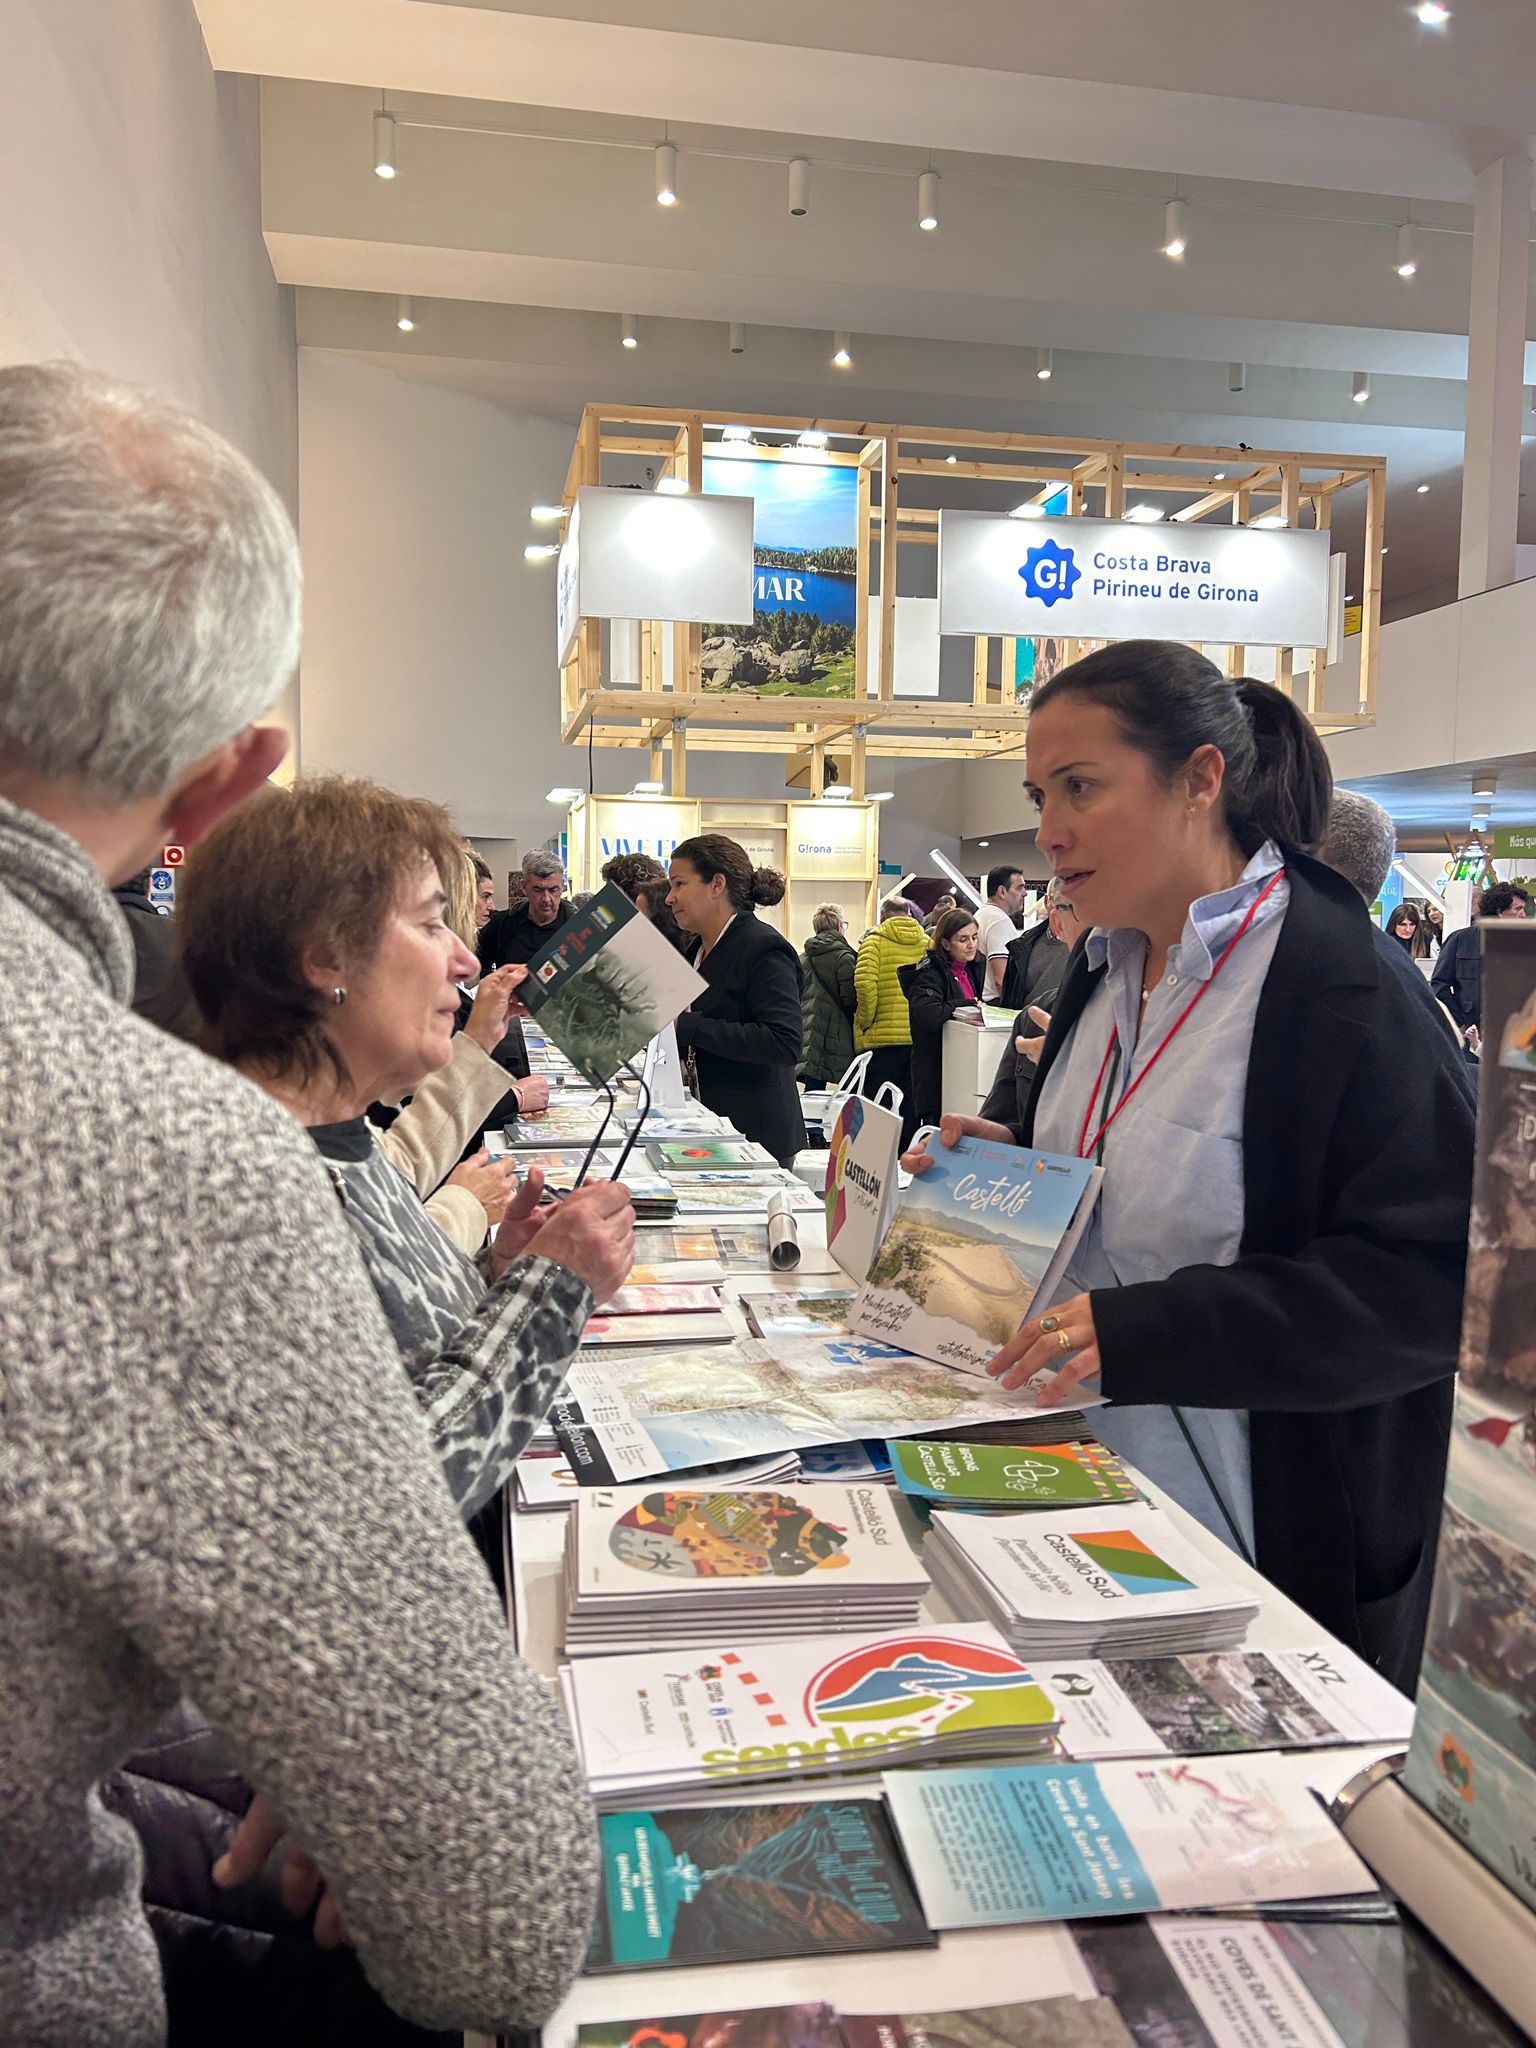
[558,1621,1059,1807]
[882,1756,1376,1930]
[849,1137,1102,1375]
[585,1797,934,1972]
[889,1439,1139,1509]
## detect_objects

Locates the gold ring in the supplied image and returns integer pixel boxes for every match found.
[1056,1329,1072,1352]
[1039,1315,1060,1334]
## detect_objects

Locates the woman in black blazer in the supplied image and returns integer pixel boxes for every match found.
[901,907,982,1126]
[908,642,1474,1693]
[668,834,805,1165]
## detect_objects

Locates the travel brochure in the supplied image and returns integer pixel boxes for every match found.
[850,1138,1102,1375]
[1040,1646,1413,1762]
[632,1224,842,1277]
[559,1621,1060,1807]
[585,1797,934,1972]
[522,882,707,1089]
[647,1139,779,1171]
[515,1446,801,1513]
[888,1439,1141,1509]
[1404,925,1536,1912]
[550,1336,1103,1487]
[881,1755,1377,1928]
[922,1502,1259,1657]
[740,1282,856,1341]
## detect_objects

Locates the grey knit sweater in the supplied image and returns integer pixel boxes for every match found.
[0,800,598,2046]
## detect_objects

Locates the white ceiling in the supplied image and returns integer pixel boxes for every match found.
[197,0,1536,616]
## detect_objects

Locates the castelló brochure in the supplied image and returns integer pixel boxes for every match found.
[522,882,707,1089]
[849,1137,1102,1375]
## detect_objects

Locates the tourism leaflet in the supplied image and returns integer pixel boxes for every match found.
[842,2000,1134,2048]
[604,1284,727,1315]
[889,1439,1139,1509]
[671,1177,822,1217]
[632,1224,841,1277]
[647,1139,779,1171]
[824,1091,904,1285]
[581,1310,736,1348]
[850,1138,1102,1374]
[523,882,707,1088]
[585,1798,934,1972]
[578,2008,844,2048]
[741,1282,856,1341]
[624,1259,729,1285]
[551,1335,1103,1487]
[559,1621,1059,1805]
[881,1755,1377,1929]
[516,1447,800,1512]
[1039,1646,1413,1762]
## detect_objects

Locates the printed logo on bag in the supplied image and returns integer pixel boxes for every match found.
[1018,536,1081,608]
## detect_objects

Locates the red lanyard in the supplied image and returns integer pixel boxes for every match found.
[1076,868,1286,1161]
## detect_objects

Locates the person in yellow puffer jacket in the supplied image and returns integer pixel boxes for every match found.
[853,898,930,1141]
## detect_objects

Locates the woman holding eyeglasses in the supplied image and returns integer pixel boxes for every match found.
[907,640,1474,1691]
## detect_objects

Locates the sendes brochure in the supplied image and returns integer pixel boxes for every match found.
[551,1336,1102,1486]
[850,1138,1102,1375]
[889,1439,1139,1508]
[585,1798,934,1971]
[1039,1646,1413,1763]
[522,882,707,1089]
[882,1755,1377,1928]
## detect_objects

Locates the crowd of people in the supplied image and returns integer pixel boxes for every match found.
[0,361,1495,2045]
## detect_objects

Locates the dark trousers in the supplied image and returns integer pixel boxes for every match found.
[860,1045,917,1148]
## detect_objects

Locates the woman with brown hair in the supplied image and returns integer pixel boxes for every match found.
[667,832,804,1163]
[901,905,981,1125]
[180,776,634,1518]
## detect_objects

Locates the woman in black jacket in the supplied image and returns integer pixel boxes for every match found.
[799,902,858,1087]
[901,907,982,1125]
[909,641,1473,1693]
[669,834,805,1164]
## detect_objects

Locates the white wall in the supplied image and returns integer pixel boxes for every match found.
[0,0,296,511]
[296,351,965,869]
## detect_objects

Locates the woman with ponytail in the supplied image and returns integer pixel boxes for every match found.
[910,640,1472,1690]
[668,833,805,1163]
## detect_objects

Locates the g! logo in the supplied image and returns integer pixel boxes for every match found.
[1019,536,1081,609]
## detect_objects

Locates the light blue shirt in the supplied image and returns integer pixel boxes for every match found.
[1033,842,1290,1555]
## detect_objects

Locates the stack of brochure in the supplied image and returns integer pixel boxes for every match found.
[515,1446,802,1513]
[923,1501,1259,1657]
[645,1138,778,1172]
[562,1483,930,1655]
[889,1437,1142,1510]
[558,1620,1061,1808]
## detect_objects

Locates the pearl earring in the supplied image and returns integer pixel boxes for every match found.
[332,987,347,1006]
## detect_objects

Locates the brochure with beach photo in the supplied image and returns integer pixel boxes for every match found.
[849,1137,1102,1375]
[522,882,707,1088]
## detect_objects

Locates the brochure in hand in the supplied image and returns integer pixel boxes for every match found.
[923,1501,1259,1657]
[563,1483,929,1654]
[882,1755,1377,1929]
[522,882,707,1088]
[559,1620,1059,1807]
[586,1797,933,1972]
[849,1138,1102,1374]
[551,1335,1102,1487]
[889,1438,1140,1509]
[1040,1645,1413,1762]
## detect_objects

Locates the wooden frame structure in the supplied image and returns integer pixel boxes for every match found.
[556,404,1384,795]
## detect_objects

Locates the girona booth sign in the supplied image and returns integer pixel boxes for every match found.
[937,510,1331,650]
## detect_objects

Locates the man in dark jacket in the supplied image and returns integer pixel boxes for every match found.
[798,903,857,1087]
[110,868,201,1040]
[1432,883,1531,1036]
[478,851,573,969]
[999,880,1078,1013]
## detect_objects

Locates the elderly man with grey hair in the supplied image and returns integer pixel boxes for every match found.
[0,365,596,2045]
[479,845,574,969]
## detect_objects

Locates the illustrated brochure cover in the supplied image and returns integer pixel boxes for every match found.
[522,882,707,1088]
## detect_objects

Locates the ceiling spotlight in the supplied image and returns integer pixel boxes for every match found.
[1126,503,1165,523]
[1473,780,1497,798]
[832,331,853,368]
[722,423,753,442]
[529,503,565,522]
[545,786,583,802]
[655,475,690,495]
[918,169,940,232]
[524,542,559,561]
[1228,362,1246,393]
[869,790,895,802]
[1413,1,1451,24]
[621,312,639,349]
[1396,222,1418,277]
[1253,511,1288,529]
[945,453,958,465]
[788,157,812,218]
[1213,471,1227,481]
[822,785,852,801]
[1009,501,1048,519]
[729,321,746,355]
[632,780,665,795]
[798,428,829,449]
[1035,347,1053,381]
[977,840,990,849]
[1163,197,1188,259]
[1382,545,1390,554]
[373,109,397,179]
[654,141,677,207]
[1352,370,1371,404]
[395,295,416,333]
[1416,482,1430,493]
